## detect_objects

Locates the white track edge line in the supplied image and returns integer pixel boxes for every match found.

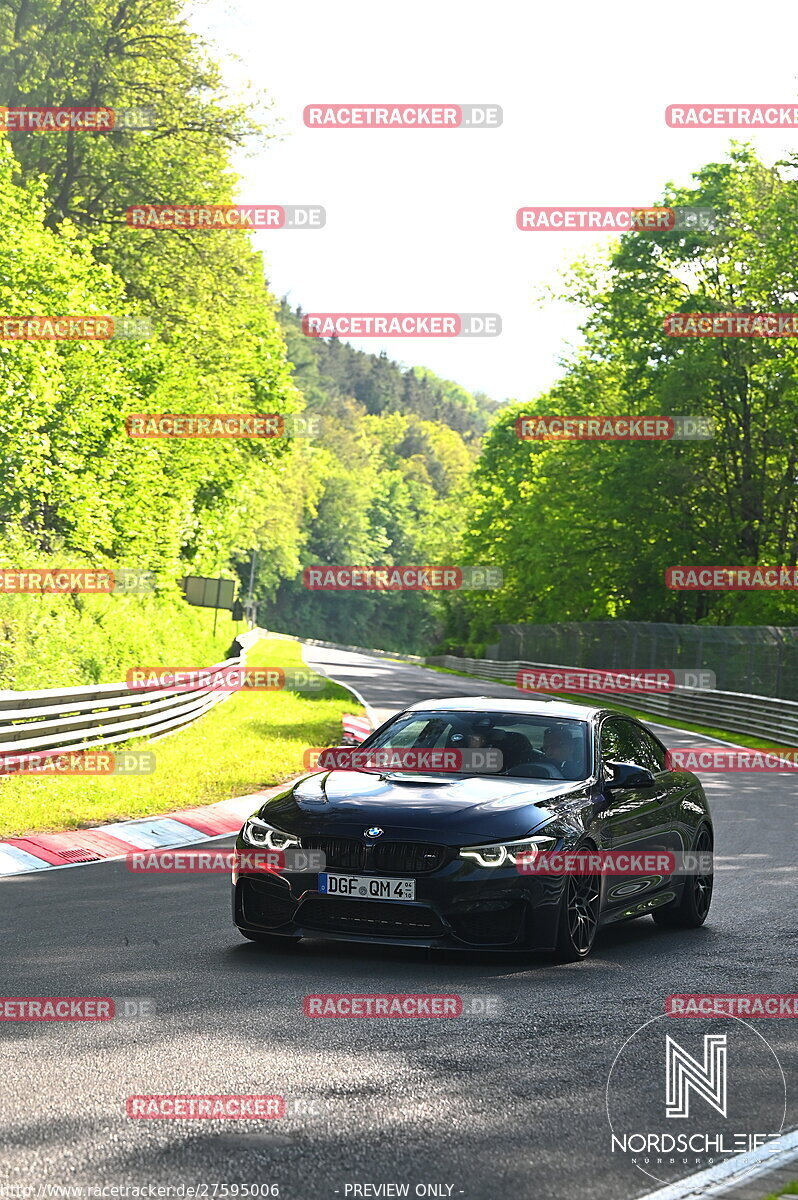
[300,650,378,727]
[632,1126,798,1200]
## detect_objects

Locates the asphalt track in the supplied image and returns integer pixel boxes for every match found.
[0,645,795,1199]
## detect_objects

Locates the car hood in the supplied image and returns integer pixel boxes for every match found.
[258,769,591,843]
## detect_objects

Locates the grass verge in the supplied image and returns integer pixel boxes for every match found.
[762,1180,797,1200]
[0,637,356,837]
[0,583,243,690]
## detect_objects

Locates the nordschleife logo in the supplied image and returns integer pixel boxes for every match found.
[665,1034,727,1119]
[606,1015,785,1186]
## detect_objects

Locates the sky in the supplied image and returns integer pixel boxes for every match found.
[191,0,798,404]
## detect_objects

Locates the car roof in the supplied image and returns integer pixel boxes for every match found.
[403,695,603,722]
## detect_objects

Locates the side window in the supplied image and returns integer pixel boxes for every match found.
[633,726,667,772]
[602,720,664,772]
[600,719,628,764]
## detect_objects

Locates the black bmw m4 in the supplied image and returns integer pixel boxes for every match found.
[232,698,714,960]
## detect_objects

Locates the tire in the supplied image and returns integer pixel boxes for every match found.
[652,826,713,929]
[239,929,301,947]
[553,851,601,961]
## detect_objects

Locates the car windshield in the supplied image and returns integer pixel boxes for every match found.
[361,710,591,781]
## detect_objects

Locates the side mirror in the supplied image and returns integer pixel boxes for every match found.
[603,761,656,791]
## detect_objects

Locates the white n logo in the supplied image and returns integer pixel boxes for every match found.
[665,1034,727,1118]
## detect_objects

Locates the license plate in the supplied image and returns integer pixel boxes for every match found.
[318,872,416,900]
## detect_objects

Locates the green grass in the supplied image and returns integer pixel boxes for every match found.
[0,637,357,837]
[0,583,242,691]
[423,664,796,752]
[761,1180,797,1200]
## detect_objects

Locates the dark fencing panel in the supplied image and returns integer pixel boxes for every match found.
[495,622,798,701]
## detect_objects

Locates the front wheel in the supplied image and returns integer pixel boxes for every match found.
[652,827,713,928]
[553,858,601,961]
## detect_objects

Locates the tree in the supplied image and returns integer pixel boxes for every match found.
[449,147,798,645]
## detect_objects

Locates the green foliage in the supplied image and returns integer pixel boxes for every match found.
[261,308,489,652]
[0,0,268,234]
[0,0,308,678]
[0,582,238,690]
[5,0,791,672]
[0,123,299,577]
[279,302,498,441]
[0,0,493,669]
[448,147,798,643]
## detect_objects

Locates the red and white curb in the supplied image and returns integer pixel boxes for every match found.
[342,713,372,744]
[0,713,372,878]
[0,790,282,877]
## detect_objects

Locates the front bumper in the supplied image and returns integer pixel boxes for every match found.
[232,853,565,951]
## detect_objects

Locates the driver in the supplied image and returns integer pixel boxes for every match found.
[541,724,576,775]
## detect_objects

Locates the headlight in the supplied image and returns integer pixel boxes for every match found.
[459,835,557,868]
[242,817,301,850]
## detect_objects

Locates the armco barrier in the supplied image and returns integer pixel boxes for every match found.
[274,632,425,663]
[425,655,798,746]
[0,629,262,762]
[273,629,795,744]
